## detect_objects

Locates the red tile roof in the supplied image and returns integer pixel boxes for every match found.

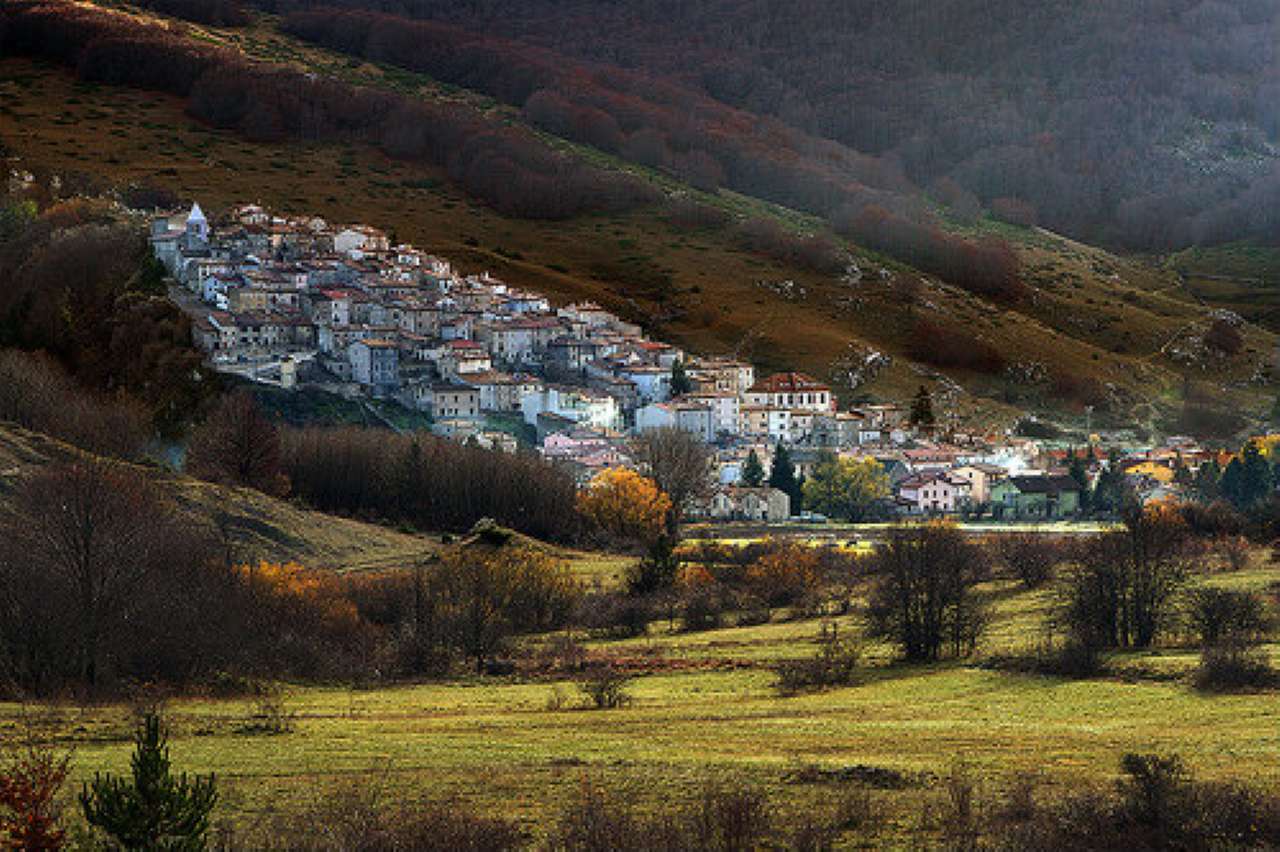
[747,372,831,394]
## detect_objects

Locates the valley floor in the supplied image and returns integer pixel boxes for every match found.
[6,562,1280,845]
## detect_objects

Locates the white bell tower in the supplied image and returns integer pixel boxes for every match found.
[185,202,208,245]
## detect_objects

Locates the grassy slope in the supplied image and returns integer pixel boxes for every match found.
[4,558,1279,844]
[0,422,439,571]
[2,4,1276,432]
[0,422,623,579]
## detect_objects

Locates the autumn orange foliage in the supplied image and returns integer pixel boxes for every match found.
[234,561,361,634]
[745,543,824,607]
[577,468,672,546]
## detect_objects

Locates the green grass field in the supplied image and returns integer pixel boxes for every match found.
[6,555,1280,845]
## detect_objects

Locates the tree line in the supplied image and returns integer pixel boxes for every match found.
[0,0,657,221]
[272,6,1034,294]
[134,0,250,26]
[264,0,1280,253]
[277,423,583,543]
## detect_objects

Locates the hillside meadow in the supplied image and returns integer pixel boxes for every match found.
[5,551,1279,845]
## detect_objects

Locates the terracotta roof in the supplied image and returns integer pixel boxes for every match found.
[747,372,831,394]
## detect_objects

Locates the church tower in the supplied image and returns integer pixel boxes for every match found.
[184,202,208,247]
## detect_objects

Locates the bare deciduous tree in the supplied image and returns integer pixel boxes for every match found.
[629,427,713,537]
[0,460,195,689]
[866,522,990,662]
[186,390,289,496]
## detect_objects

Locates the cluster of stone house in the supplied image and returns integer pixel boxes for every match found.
[151,203,1228,525]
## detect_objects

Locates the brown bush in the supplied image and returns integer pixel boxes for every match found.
[186,389,289,496]
[575,663,633,709]
[773,622,861,695]
[1194,640,1277,692]
[0,349,149,459]
[908,319,1006,375]
[0,733,71,851]
[990,196,1038,228]
[1204,318,1244,355]
[240,783,526,851]
[996,533,1070,588]
[837,205,1025,302]
[549,777,772,852]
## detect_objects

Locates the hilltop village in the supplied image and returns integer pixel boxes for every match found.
[153,203,1229,523]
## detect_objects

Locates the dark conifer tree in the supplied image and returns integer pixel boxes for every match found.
[768,443,801,514]
[669,359,691,397]
[909,385,935,427]
[741,448,765,487]
[81,713,217,851]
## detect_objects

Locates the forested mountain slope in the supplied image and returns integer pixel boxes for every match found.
[1,0,1276,437]
[259,0,1280,251]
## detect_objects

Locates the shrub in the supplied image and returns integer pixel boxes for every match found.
[866,523,990,661]
[773,623,862,695]
[0,349,150,460]
[1194,641,1277,692]
[1187,587,1268,647]
[997,533,1068,588]
[575,664,633,709]
[979,753,1280,850]
[665,198,729,230]
[690,781,771,852]
[575,592,651,638]
[550,777,778,851]
[1215,535,1251,571]
[939,764,981,851]
[745,543,824,609]
[907,319,1006,375]
[247,783,525,851]
[237,687,297,735]
[0,734,71,851]
[990,196,1038,227]
[982,627,1107,680]
[1119,753,1187,832]
[186,389,289,496]
[1204,318,1244,355]
[681,586,728,632]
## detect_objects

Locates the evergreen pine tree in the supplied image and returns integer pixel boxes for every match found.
[1091,451,1127,515]
[909,385,935,427]
[1172,453,1192,487]
[768,443,802,515]
[81,713,217,851]
[1241,442,1273,507]
[669,359,691,397]
[1221,456,1246,508]
[741,449,765,487]
[1068,449,1091,513]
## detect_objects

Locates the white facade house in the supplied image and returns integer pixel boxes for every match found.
[744,372,834,413]
[896,472,971,514]
[348,338,400,391]
[522,387,620,432]
[634,402,676,433]
[621,365,671,404]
